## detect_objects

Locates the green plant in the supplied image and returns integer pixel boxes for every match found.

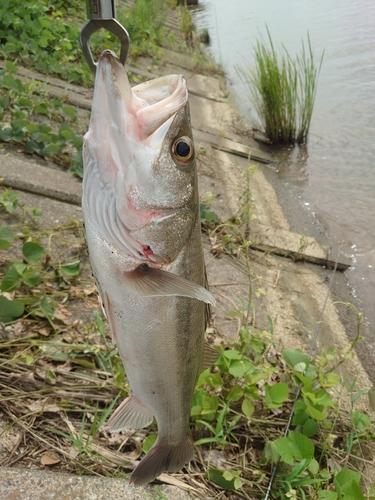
[180,3,196,44]
[53,400,118,456]
[0,61,84,173]
[0,196,83,324]
[0,0,172,88]
[236,28,323,144]
[200,191,218,224]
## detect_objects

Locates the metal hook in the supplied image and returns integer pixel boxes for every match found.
[80,0,130,74]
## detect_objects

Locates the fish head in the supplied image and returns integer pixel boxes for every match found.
[83,50,198,264]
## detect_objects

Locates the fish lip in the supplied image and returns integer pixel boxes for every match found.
[99,49,119,64]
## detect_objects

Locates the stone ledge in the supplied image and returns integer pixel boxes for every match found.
[0,467,194,500]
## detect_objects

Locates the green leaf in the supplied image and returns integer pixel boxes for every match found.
[206,469,236,491]
[283,349,310,370]
[334,469,365,499]
[1,265,23,292]
[292,400,309,426]
[0,127,14,141]
[197,370,222,389]
[306,405,326,421]
[268,383,289,403]
[273,432,314,464]
[307,458,319,474]
[0,296,25,322]
[233,477,243,490]
[63,106,77,118]
[242,398,254,419]
[11,119,28,131]
[223,349,242,360]
[61,260,80,276]
[5,60,18,74]
[40,296,54,318]
[43,143,62,155]
[3,74,15,88]
[34,102,51,115]
[272,437,295,465]
[227,385,243,402]
[318,491,337,500]
[351,411,371,433]
[303,418,317,437]
[288,431,314,460]
[201,394,219,414]
[0,226,14,249]
[142,434,157,454]
[22,269,40,288]
[229,360,247,378]
[0,189,19,213]
[59,128,75,141]
[40,19,52,28]
[38,38,49,48]
[0,96,10,110]
[17,97,32,108]
[22,242,46,262]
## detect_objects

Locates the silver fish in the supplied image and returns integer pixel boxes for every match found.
[82,50,216,485]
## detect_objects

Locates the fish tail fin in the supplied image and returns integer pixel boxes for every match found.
[129,436,194,486]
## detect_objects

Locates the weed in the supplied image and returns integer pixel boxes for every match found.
[236,28,324,144]
[199,28,210,45]
[180,3,196,45]
[200,191,219,225]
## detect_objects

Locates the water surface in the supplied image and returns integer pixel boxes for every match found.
[192,0,375,346]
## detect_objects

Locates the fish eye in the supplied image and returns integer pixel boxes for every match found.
[172,136,194,166]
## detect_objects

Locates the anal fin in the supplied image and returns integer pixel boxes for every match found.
[107,394,154,433]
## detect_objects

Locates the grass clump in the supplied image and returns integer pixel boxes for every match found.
[236,28,323,145]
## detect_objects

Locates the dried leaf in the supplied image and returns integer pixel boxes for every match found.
[40,452,61,465]
[83,285,97,296]
[28,398,60,413]
[39,326,51,337]
[53,305,72,323]
[68,446,79,459]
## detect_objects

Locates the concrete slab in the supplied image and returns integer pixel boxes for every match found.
[0,468,196,500]
[0,149,81,205]
[249,222,351,270]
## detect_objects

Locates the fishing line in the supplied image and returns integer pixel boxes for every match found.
[263,249,341,500]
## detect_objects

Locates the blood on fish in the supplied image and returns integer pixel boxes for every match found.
[143,245,154,258]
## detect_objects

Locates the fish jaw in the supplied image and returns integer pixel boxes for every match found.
[83,50,198,263]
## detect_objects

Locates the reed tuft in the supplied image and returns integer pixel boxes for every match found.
[236,28,324,145]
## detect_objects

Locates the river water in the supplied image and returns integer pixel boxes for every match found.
[191,0,375,348]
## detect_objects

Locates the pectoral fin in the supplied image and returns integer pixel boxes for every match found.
[124,265,216,306]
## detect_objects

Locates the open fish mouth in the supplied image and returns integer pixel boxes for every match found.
[97,50,187,150]
[83,50,197,264]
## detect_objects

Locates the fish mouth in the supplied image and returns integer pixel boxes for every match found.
[98,50,187,145]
